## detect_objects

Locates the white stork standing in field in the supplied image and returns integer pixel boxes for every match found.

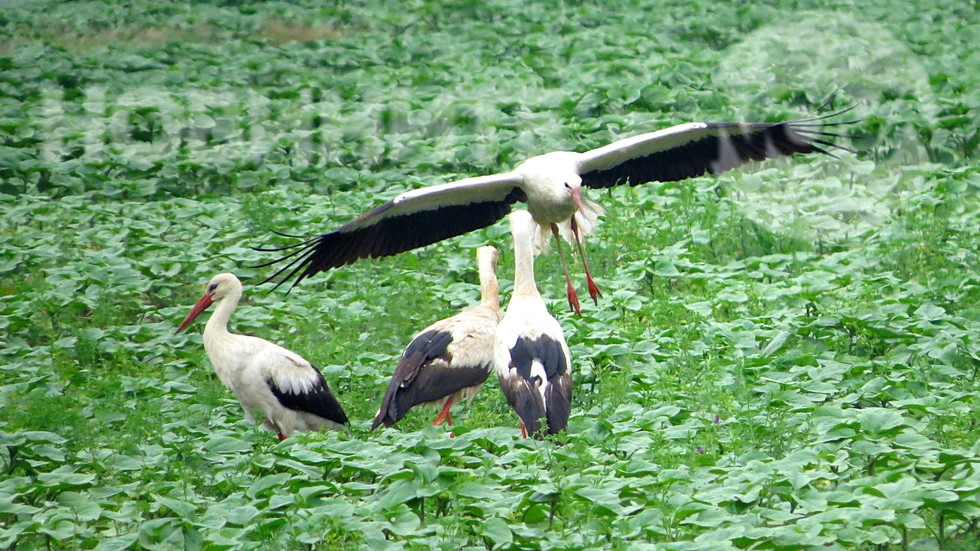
[371,245,500,431]
[258,107,856,314]
[176,273,349,440]
[495,210,573,439]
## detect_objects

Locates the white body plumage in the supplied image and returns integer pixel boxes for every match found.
[177,273,348,440]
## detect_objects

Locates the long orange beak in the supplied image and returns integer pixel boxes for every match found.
[570,187,586,214]
[176,293,214,333]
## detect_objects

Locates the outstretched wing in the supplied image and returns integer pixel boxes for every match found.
[258,172,526,289]
[578,107,857,188]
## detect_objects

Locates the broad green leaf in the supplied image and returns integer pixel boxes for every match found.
[94,533,139,551]
[202,435,251,454]
[154,494,198,518]
[481,517,513,546]
[856,408,908,434]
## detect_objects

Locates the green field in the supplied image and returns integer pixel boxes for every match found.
[1,0,978,549]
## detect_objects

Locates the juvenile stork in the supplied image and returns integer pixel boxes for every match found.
[495,210,573,439]
[372,245,500,431]
[176,273,348,440]
[258,107,855,314]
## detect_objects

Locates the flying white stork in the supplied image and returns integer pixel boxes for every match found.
[495,210,573,439]
[371,245,500,431]
[176,273,349,440]
[258,107,855,314]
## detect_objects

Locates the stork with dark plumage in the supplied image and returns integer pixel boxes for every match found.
[372,246,501,431]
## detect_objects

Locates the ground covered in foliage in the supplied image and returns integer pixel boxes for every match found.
[1,0,979,549]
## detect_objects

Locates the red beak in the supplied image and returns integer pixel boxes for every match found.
[176,293,214,333]
[570,187,586,214]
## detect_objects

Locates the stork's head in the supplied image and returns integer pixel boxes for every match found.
[517,152,586,223]
[476,245,499,274]
[176,273,242,333]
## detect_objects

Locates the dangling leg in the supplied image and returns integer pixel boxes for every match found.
[570,216,600,304]
[551,223,581,316]
[433,397,455,426]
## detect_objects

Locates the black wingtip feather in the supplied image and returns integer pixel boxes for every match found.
[499,335,571,439]
[268,368,350,427]
[372,329,491,430]
[582,106,859,189]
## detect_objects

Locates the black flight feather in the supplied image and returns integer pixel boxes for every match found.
[258,189,523,290]
[372,329,492,430]
[267,367,349,426]
[581,108,858,189]
[501,335,571,438]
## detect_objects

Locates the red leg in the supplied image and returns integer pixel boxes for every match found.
[433,397,455,427]
[551,223,581,316]
[277,432,287,441]
[519,420,528,439]
[570,216,600,304]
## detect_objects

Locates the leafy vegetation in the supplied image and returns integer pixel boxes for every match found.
[1,0,978,549]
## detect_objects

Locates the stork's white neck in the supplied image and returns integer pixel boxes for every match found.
[203,289,241,344]
[512,228,541,301]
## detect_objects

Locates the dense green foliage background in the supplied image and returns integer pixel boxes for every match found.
[1,0,978,549]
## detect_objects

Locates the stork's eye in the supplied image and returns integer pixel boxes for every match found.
[564,182,571,189]
[208,283,218,292]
